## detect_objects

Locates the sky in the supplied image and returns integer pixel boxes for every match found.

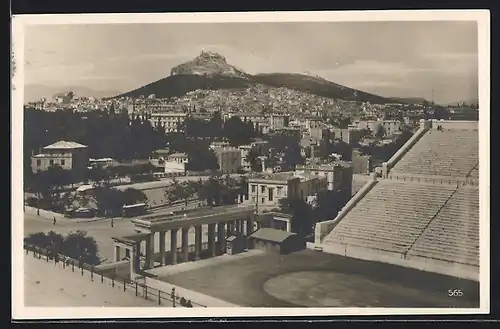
[24,21,478,104]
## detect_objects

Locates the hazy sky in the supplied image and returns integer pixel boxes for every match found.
[24,21,478,104]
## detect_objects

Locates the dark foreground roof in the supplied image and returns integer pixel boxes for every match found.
[248,228,296,243]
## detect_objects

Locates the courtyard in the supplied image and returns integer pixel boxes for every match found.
[156,249,480,308]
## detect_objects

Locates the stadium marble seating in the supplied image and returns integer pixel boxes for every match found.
[321,126,480,273]
[323,180,457,254]
[406,186,479,267]
[390,129,479,177]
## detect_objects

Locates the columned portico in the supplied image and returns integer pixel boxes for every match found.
[194,225,202,260]
[112,235,149,281]
[170,229,178,265]
[129,205,257,266]
[181,227,189,262]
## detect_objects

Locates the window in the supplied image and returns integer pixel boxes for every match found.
[277,186,283,196]
[251,197,256,202]
[261,198,265,204]
[268,188,274,202]
[61,159,65,166]
[261,185,266,193]
[251,185,257,193]
[49,160,54,166]
[36,160,41,166]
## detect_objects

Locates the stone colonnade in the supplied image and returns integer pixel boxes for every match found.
[114,216,256,273]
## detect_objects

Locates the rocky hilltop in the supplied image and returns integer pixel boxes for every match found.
[170,51,250,79]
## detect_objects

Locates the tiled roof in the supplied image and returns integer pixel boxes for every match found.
[249,228,296,243]
[43,140,87,149]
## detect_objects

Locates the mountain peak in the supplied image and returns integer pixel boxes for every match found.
[197,50,227,63]
[170,51,248,78]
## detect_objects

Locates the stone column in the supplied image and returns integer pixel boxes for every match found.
[208,223,216,257]
[159,231,166,266]
[145,233,155,269]
[247,215,255,249]
[129,247,135,280]
[114,245,121,262]
[194,225,202,261]
[170,229,178,265]
[217,222,226,253]
[181,227,189,262]
[226,221,233,237]
[235,220,241,235]
[240,220,246,235]
[247,216,255,235]
[134,242,141,273]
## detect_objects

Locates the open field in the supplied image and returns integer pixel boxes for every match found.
[157,250,479,308]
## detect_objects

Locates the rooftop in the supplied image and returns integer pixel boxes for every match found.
[167,152,188,158]
[138,205,256,224]
[43,140,87,150]
[249,171,321,183]
[248,228,296,243]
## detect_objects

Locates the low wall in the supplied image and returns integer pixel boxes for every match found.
[314,177,378,244]
[431,119,479,131]
[318,242,479,282]
[382,125,429,178]
[95,260,130,278]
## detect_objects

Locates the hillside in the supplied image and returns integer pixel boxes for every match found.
[118,51,396,104]
[253,73,392,104]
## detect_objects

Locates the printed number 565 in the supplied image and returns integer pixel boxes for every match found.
[448,289,463,297]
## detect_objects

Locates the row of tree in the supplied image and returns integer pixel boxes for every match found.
[164,175,248,207]
[24,230,101,265]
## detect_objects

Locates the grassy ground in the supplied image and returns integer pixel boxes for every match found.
[158,249,479,308]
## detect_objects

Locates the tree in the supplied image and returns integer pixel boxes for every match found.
[245,149,262,172]
[24,230,101,265]
[29,165,70,212]
[373,123,386,139]
[87,166,112,187]
[63,231,101,265]
[223,116,256,147]
[278,197,313,235]
[164,178,190,203]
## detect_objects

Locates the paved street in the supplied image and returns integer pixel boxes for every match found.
[24,199,207,265]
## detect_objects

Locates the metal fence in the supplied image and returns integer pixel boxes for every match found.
[24,244,206,308]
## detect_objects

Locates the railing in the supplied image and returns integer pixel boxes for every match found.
[24,243,206,308]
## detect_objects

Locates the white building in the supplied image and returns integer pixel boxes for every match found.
[149,113,188,133]
[164,152,188,174]
[246,171,328,209]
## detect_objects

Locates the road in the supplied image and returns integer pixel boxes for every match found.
[23,199,203,265]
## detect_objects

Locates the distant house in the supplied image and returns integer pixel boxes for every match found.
[31,140,89,175]
[164,152,189,174]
